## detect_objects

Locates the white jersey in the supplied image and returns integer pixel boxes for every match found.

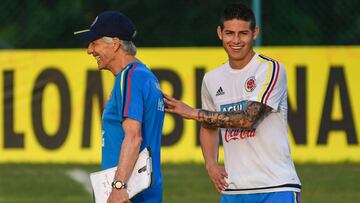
[201,53,301,194]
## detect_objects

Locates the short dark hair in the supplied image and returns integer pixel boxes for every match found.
[220,3,256,31]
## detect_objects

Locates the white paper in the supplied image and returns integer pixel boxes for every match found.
[90,147,152,203]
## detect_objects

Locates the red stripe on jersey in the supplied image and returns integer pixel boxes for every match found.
[264,61,280,105]
[124,64,137,116]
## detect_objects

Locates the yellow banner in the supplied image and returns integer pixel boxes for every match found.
[0,47,359,163]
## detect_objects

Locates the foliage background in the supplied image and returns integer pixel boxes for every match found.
[0,0,359,49]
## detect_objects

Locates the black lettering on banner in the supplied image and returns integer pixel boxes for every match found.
[3,70,24,148]
[288,66,307,144]
[317,66,358,145]
[153,68,183,146]
[82,70,105,148]
[32,68,71,149]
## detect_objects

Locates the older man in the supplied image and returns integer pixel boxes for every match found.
[75,11,164,203]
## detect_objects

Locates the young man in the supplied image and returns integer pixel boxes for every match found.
[164,3,301,203]
[75,11,164,203]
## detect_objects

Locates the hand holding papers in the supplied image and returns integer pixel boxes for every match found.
[90,147,152,203]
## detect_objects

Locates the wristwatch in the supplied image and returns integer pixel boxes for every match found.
[111,180,127,190]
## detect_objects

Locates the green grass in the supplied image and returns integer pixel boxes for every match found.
[296,164,360,203]
[0,164,97,203]
[0,163,360,203]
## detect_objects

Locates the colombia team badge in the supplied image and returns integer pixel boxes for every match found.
[245,76,256,92]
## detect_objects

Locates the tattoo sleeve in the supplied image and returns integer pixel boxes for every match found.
[198,101,270,129]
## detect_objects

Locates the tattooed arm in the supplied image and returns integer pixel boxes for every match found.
[164,94,270,129]
[198,101,269,129]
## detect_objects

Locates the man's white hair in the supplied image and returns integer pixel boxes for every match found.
[101,37,137,56]
[101,36,114,44]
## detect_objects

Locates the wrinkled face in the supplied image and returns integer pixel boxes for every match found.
[87,38,115,70]
[217,19,258,63]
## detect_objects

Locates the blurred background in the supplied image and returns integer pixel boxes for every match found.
[0,0,359,48]
[0,0,360,203]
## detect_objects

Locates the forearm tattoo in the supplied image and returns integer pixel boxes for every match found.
[198,101,268,129]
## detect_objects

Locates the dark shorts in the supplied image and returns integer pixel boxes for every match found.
[220,191,301,203]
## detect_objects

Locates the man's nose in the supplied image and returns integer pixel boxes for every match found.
[87,43,93,55]
[233,35,241,43]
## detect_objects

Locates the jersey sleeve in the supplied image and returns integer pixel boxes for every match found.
[117,65,144,123]
[201,76,216,111]
[248,61,287,111]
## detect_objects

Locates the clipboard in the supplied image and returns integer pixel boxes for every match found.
[89,147,152,202]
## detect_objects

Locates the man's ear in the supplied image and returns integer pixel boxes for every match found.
[113,38,121,51]
[217,26,223,40]
[253,26,260,40]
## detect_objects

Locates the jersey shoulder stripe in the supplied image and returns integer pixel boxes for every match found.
[256,57,273,102]
[124,63,138,116]
[119,63,137,117]
[257,54,280,105]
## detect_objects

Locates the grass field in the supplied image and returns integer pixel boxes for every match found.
[0,163,360,203]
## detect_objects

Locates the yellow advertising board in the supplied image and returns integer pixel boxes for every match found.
[0,47,359,163]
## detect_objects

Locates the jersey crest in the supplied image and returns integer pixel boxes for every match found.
[245,76,256,92]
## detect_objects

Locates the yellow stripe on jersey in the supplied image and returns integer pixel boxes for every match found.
[120,69,126,95]
[256,56,273,102]
[119,65,132,96]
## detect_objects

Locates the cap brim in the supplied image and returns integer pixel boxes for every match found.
[74,29,102,42]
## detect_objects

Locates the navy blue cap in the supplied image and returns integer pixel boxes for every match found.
[74,11,136,42]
